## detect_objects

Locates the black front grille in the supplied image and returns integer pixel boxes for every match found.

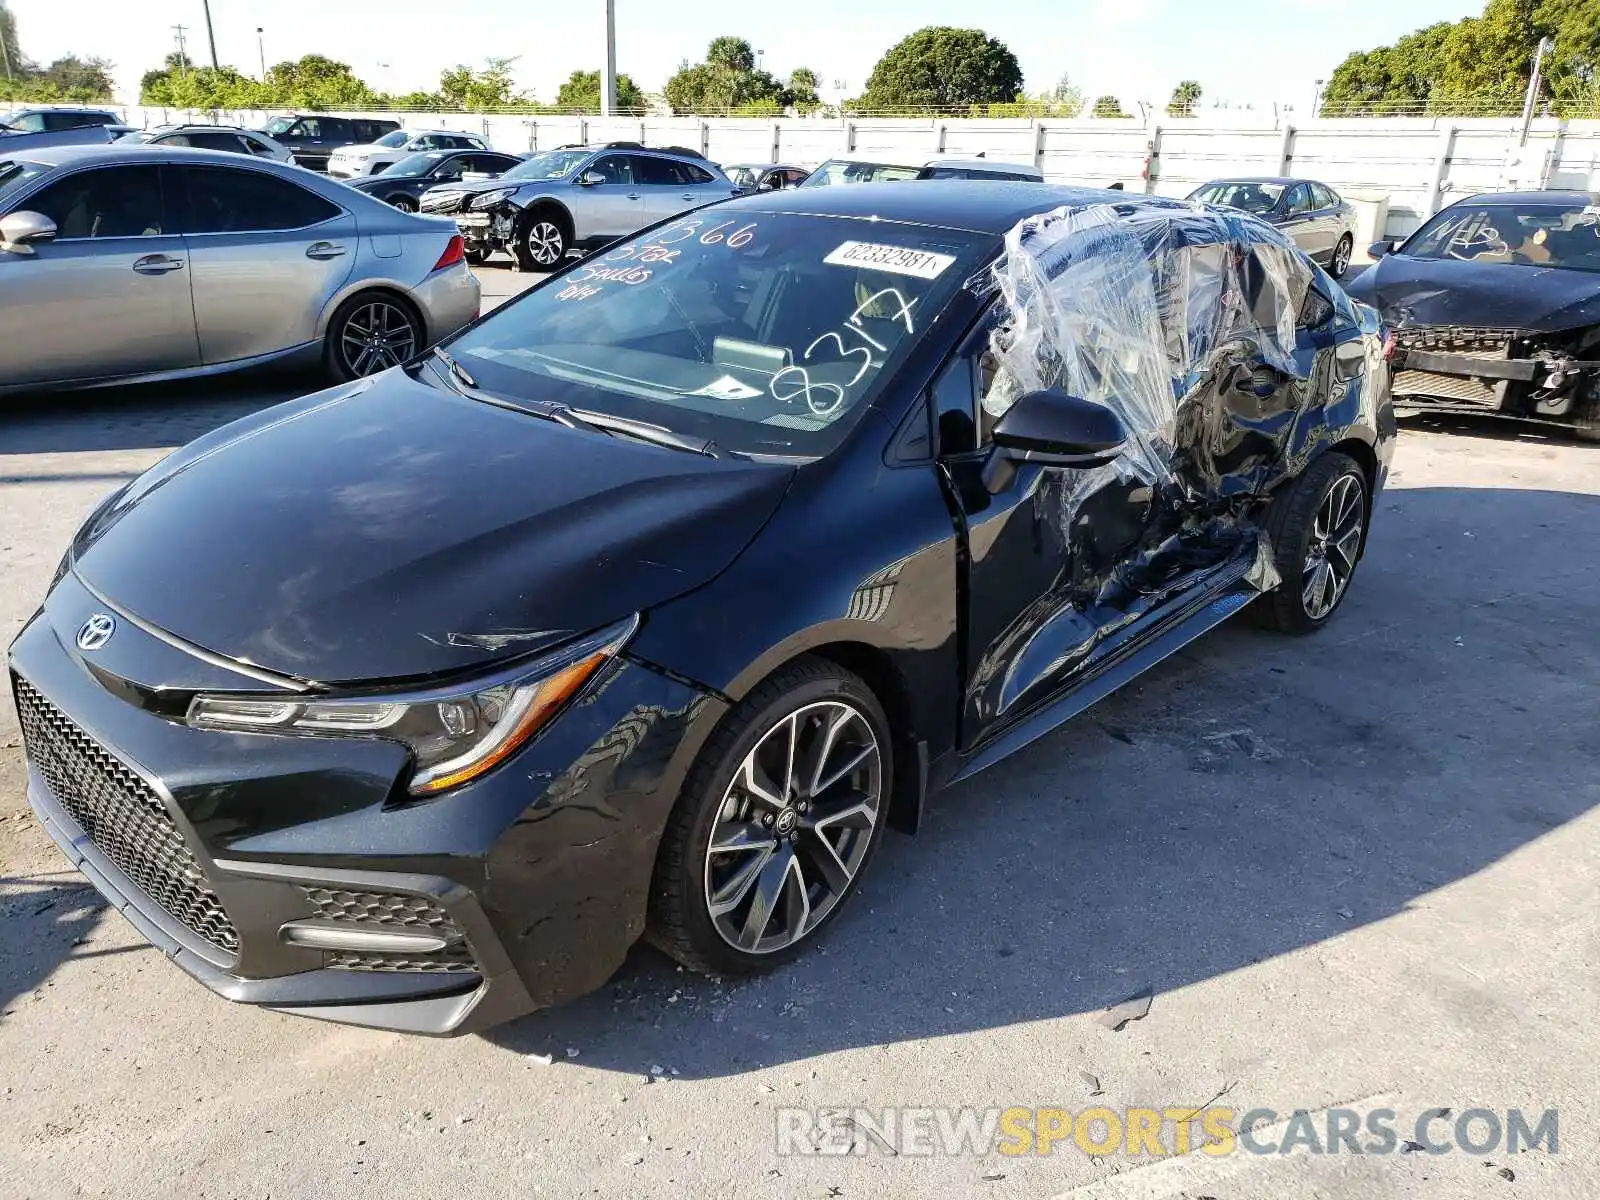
[13,676,239,954]
[300,887,478,973]
[326,952,477,973]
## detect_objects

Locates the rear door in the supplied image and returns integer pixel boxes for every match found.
[0,163,198,385]
[1281,184,1327,259]
[177,164,356,364]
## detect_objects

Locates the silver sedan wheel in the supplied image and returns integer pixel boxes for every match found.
[339,300,418,377]
[1302,472,1365,620]
[704,701,882,955]
[1331,235,1353,277]
[525,221,564,266]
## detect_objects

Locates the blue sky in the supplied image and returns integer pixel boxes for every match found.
[11,0,1485,110]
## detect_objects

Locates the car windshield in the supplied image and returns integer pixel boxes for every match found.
[1193,181,1285,215]
[115,130,156,143]
[441,212,988,457]
[374,130,410,148]
[263,116,297,135]
[385,151,451,177]
[1402,201,1600,272]
[801,160,920,187]
[0,159,48,202]
[501,149,590,181]
[726,166,761,188]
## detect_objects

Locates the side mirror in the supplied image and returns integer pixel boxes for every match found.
[758,178,779,191]
[1368,239,1395,259]
[577,171,606,187]
[983,389,1127,491]
[0,210,58,254]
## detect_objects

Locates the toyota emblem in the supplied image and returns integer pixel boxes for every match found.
[76,613,116,652]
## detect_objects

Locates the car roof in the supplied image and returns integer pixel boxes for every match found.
[1456,189,1600,206]
[405,129,481,137]
[5,105,118,114]
[3,144,300,171]
[923,157,1040,172]
[1202,176,1325,187]
[726,180,1188,235]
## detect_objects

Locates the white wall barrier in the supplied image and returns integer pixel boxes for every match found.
[117,105,1600,241]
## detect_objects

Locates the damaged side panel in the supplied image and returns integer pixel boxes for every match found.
[952,198,1388,746]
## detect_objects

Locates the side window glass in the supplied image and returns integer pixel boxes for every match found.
[13,112,46,132]
[184,167,341,234]
[631,156,674,185]
[295,119,321,140]
[932,355,978,455]
[976,345,1024,443]
[588,155,632,185]
[1286,185,1313,216]
[25,166,166,239]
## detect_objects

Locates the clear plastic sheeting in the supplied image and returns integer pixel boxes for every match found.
[984,197,1308,497]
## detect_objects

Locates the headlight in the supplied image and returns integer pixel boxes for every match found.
[469,188,516,210]
[187,616,637,795]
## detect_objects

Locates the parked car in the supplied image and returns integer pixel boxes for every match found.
[255,114,402,172]
[1348,189,1600,440]
[725,163,809,195]
[0,106,131,150]
[327,129,490,179]
[116,124,293,162]
[0,145,480,391]
[345,149,524,211]
[799,158,920,186]
[420,145,735,269]
[1188,177,1358,278]
[916,157,1044,182]
[6,182,1393,1034]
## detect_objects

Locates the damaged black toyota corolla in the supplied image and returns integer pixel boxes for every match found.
[9,185,1395,1034]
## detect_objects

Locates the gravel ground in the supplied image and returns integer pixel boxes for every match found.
[1,299,1596,1199]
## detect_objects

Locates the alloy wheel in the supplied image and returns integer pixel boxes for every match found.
[388,196,417,212]
[704,701,882,954]
[1332,236,1352,277]
[525,221,564,267]
[339,300,418,377]
[1302,472,1365,620]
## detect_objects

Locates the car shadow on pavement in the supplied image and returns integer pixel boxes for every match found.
[0,368,323,456]
[0,870,113,1016]
[484,480,1600,1077]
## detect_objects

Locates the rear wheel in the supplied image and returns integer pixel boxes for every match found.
[387,195,418,213]
[1329,234,1354,279]
[324,291,423,382]
[1252,451,1369,634]
[648,658,891,977]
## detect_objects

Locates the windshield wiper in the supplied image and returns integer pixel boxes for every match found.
[564,407,722,458]
[430,346,479,390]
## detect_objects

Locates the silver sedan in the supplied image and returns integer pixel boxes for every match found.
[0,144,480,392]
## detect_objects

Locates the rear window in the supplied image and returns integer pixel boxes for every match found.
[801,160,919,187]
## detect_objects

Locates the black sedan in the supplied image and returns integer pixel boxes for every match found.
[344,149,524,211]
[1347,189,1600,441]
[8,183,1394,1034]
[1189,177,1359,278]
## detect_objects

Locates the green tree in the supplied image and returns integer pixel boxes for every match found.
[857,27,1022,110]
[435,57,528,111]
[789,67,822,115]
[1,3,31,80]
[1166,79,1202,117]
[1091,94,1129,118]
[664,37,787,113]
[267,54,379,109]
[555,68,644,111]
[37,55,114,99]
[1047,72,1085,116]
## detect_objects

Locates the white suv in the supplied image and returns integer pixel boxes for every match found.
[328,129,489,178]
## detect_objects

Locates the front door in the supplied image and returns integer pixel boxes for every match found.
[0,163,199,386]
[933,324,1157,749]
[177,164,357,365]
[574,153,644,239]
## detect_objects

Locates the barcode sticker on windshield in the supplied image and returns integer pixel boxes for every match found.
[824,241,956,279]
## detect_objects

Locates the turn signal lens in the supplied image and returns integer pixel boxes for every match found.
[433,234,466,271]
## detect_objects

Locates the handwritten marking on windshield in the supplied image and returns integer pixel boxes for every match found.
[767,287,920,417]
[646,218,758,249]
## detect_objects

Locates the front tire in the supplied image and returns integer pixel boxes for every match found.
[387,195,418,213]
[1329,234,1354,279]
[513,213,568,271]
[323,291,423,382]
[648,658,892,977]
[1252,451,1369,634]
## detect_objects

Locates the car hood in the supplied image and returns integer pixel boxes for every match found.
[1349,254,1600,332]
[70,372,793,686]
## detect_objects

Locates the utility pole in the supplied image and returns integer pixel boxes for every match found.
[1520,36,1555,147]
[256,27,265,80]
[173,24,190,73]
[200,0,219,69]
[601,0,616,115]
[1,6,14,82]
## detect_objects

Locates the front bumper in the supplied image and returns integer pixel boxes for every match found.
[8,587,720,1035]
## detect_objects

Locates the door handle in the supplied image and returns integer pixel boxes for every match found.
[681,193,696,200]
[132,254,185,274]
[626,192,641,200]
[306,242,348,260]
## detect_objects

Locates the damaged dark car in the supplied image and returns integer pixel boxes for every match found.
[9,184,1394,1035]
[1348,189,1600,440]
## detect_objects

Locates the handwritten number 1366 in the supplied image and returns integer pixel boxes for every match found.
[653,219,757,249]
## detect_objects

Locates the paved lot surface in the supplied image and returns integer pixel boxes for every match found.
[1,288,1596,1197]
